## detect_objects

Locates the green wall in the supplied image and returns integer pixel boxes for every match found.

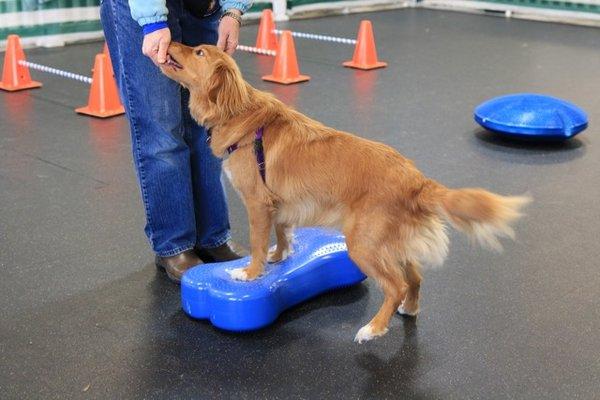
[475,0,600,14]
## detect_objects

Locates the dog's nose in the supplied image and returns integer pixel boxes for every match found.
[167,42,185,53]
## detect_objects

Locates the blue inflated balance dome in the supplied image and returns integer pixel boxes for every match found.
[474,94,588,140]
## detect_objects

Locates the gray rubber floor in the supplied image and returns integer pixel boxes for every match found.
[2,8,600,399]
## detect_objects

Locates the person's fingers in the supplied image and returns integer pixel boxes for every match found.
[141,28,170,65]
[226,38,238,55]
[224,25,239,54]
[217,31,227,51]
[142,46,158,65]
[157,38,169,64]
[142,41,153,57]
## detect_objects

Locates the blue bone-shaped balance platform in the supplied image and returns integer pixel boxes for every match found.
[181,228,367,331]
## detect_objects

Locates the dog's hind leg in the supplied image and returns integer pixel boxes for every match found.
[268,223,293,263]
[348,242,407,343]
[230,200,272,281]
[398,260,422,317]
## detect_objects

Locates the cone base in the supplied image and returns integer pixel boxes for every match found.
[262,74,310,85]
[75,105,125,118]
[343,61,387,71]
[0,80,42,92]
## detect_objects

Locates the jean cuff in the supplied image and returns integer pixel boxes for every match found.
[156,243,195,258]
[197,232,231,249]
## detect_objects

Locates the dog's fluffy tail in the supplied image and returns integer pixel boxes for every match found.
[434,186,531,251]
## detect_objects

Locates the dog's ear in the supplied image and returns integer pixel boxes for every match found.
[207,59,249,116]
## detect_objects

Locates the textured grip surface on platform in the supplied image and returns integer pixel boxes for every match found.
[474,93,588,140]
[181,228,366,331]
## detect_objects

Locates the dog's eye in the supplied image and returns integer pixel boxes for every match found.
[195,49,204,56]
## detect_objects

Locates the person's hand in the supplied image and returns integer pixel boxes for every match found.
[217,10,241,55]
[142,27,172,65]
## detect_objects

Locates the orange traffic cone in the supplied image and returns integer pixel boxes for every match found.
[0,34,42,92]
[262,30,309,85]
[255,9,278,52]
[343,20,387,70]
[75,53,125,118]
[102,42,113,72]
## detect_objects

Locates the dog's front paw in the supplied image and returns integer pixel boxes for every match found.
[229,265,264,281]
[354,324,388,344]
[229,268,251,281]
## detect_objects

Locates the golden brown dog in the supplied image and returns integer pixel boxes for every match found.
[160,43,531,343]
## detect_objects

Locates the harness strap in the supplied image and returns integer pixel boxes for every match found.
[206,127,266,183]
[254,127,266,183]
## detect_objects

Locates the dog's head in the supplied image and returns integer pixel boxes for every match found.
[160,43,249,120]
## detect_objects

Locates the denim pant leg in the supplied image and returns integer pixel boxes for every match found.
[101,0,199,257]
[180,10,232,249]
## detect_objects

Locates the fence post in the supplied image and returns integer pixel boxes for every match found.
[272,0,289,21]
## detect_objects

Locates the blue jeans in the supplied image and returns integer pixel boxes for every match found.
[100,0,231,256]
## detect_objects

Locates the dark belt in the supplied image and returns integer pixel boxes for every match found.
[183,0,220,18]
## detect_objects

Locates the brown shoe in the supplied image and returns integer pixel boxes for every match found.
[155,250,202,283]
[195,240,248,263]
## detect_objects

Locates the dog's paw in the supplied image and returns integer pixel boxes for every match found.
[397,303,420,317]
[267,247,291,263]
[229,268,250,281]
[354,324,388,344]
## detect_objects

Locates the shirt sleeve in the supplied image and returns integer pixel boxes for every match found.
[128,0,169,26]
[220,0,253,14]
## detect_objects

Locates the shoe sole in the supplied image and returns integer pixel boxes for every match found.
[155,262,182,284]
[196,252,247,264]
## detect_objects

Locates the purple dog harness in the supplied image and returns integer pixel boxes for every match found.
[207,127,266,182]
